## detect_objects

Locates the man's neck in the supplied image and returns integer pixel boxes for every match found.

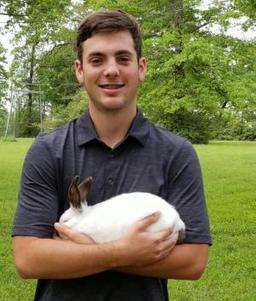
[89,106,137,149]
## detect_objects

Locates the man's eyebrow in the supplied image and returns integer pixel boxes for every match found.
[88,52,104,57]
[87,50,133,57]
[116,50,133,56]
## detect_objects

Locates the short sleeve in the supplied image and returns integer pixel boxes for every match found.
[12,135,60,238]
[167,140,212,245]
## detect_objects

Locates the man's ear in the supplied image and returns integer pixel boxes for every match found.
[138,57,147,82]
[74,59,84,85]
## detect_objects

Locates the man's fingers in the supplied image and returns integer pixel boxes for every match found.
[54,223,73,240]
[154,228,173,241]
[161,231,179,247]
[54,223,95,244]
[54,222,82,241]
[157,231,179,258]
[136,212,161,231]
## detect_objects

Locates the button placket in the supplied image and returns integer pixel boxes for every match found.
[107,152,115,185]
[104,150,119,197]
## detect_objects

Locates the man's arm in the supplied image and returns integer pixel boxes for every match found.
[47,223,209,280]
[12,236,115,279]
[117,243,209,280]
[12,213,177,279]
[60,223,209,280]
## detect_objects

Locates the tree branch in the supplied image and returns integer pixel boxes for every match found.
[0,12,25,17]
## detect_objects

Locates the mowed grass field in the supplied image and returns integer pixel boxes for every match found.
[0,139,255,301]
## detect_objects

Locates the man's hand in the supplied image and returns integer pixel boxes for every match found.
[54,223,96,244]
[112,212,179,267]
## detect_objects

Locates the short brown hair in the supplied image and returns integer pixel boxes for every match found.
[76,9,142,63]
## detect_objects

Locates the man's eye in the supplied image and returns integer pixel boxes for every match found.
[90,58,102,64]
[118,57,130,63]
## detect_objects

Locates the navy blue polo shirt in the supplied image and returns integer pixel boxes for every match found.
[13,109,211,301]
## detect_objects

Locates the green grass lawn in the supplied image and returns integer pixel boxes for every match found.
[0,138,36,300]
[1,139,255,300]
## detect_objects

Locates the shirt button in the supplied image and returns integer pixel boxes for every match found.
[108,178,114,185]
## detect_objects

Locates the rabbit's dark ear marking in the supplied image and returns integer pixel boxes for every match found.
[78,176,92,204]
[68,176,82,209]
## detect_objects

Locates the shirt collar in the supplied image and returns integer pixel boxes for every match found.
[77,111,99,146]
[127,108,149,146]
[76,108,149,147]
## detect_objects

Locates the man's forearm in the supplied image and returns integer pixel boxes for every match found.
[13,236,121,279]
[116,244,209,280]
[13,221,207,280]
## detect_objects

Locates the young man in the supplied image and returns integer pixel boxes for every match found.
[12,9,211,301]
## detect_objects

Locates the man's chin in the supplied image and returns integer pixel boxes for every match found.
[91,99,130,112]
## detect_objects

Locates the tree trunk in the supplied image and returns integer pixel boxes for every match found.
[170,0,183,29]
[24,43,36,136]
[170,0,184,79]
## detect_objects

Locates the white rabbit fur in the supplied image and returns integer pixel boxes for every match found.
[59,176,185,243]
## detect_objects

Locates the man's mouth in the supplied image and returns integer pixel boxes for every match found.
[99,84,125,89]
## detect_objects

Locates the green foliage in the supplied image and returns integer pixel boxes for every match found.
[0,104,7,136]
[234,0,256,20]
[1,0,256,142]
[44,89,88,132]
[36,31,78,107]
[0,44,7,101]
[3,0,74,137]
[14,105,41,137]
[160,108,212,144]
[137,0,256,143]
[224,119,256,141]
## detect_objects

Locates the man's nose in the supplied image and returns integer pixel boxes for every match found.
[103,59,120,77]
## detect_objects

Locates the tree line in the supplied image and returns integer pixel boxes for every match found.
[0,0,255,143]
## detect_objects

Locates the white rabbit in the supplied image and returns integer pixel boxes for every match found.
[59,176,185,243]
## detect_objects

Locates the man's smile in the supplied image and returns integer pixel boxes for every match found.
[99,83,125,89]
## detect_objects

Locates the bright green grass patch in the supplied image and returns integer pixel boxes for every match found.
[1,139,255,300]
[0,138,36,301]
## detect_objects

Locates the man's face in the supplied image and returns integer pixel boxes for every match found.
[75,30,146,113]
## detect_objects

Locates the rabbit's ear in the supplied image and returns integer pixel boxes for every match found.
[68,176,81,209]
[78,176,92,206]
